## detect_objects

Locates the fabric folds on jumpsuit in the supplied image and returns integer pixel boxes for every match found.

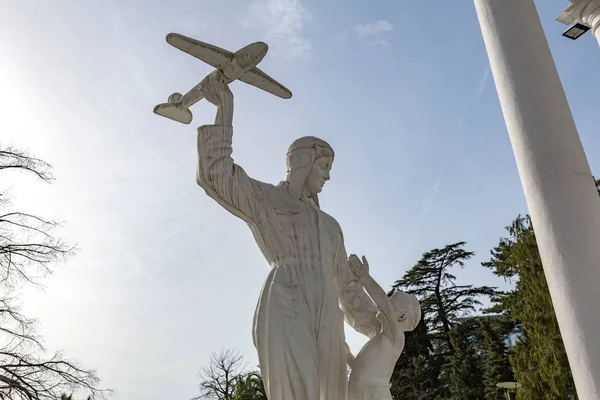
[253,260,346,400]
[196,125,371,400]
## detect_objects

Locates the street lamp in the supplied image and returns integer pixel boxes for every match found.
[496,382,520,400]
[562,22,591,39]
[556,0,600,46]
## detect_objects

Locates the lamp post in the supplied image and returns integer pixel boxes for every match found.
[496,382,520,400]
[557,0,600,46]
[474,0,600,399]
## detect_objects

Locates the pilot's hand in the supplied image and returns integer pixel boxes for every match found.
[199,70,233,109]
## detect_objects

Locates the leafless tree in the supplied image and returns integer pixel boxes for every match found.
[0,146,53,184]
[0,145,109,400]
[193,349,246,400]
[0,145,70,288]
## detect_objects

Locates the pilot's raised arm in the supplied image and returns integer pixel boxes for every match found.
[195,71,262,223]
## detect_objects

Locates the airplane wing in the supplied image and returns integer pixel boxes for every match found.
[239,67,292,99]
[166,33,233,69]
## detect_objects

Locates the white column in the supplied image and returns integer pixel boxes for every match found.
[558,0,600,46]
[474,1,600,399]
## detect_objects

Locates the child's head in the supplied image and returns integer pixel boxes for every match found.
[390,292,421,332]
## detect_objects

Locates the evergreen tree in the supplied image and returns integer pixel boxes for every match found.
[448,319,485,400]
[483,216,577,400]
[479,319,514,400]
[390,318,442,400]
[392,242,497,356]
[390,242,497,398]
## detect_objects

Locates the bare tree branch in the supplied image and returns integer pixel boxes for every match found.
[193,350,246,400]
[0,210,74,289]
[0,296,111,400]
[0,145,109,399]
[0,147,53,184]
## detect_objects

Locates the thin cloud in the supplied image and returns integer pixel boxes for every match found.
[354,20,394,47]
[332,29,349,44]
[244,0,312,60]
[407,66,490,248]
[477,67,490,96]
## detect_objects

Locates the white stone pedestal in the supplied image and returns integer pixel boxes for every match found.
[557,0,600,46]
[474,0,600,399]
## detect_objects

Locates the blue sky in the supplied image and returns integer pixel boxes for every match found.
[1,1,599,399]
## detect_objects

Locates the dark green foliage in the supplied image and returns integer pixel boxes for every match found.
[390,242,498,399]
[392,242,497,356]
[448,319,485,400]
[479,319,514,400]
[390,318,443,400]
[483,216,577,399]
[233,373,267,400]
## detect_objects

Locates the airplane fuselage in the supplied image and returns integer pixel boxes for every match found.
[180,42,268,108]
[154,34,290,124]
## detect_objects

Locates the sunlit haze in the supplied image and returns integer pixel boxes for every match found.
[1,1,599,399]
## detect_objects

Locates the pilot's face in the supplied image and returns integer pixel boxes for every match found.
[305,156,332,194]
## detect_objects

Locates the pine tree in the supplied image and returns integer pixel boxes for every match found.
[392,242,497,357]
[479,319,514,400]
[390,242,497,398]
[483,216,577,400]
[390,318,442,400]
[448,319,485,400]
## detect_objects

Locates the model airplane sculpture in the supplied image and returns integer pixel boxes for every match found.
[153,33,292,124]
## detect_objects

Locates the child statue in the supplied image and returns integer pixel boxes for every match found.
[346,255,422,400]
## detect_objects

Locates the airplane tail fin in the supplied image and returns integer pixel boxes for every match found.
[153,102,193,124]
